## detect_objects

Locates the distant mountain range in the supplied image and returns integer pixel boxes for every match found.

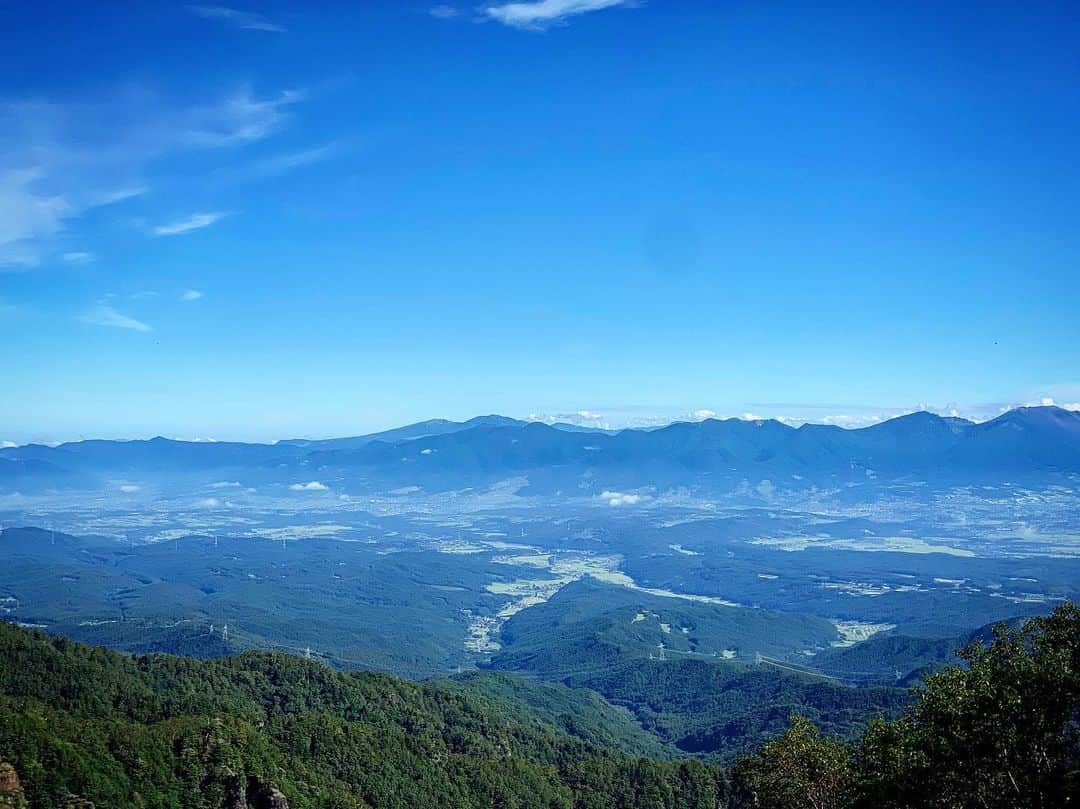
[278,415,530,449]
[2,406,1078,496]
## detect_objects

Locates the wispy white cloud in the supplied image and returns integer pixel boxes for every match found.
[96,187,146,205]
[0,169,73,268]
[0,86,303,265]
[290,480,328,491]
[244,142,340,178]
[62,251,93,263]
[483,0,636,30]
[429,4,460,18]
[1010,396,1078,413]
[178,88,303,148]
[601,489,647,506]
[1040,382,1080,404]
[154,212,227,237]
[180,289,205,301]
[186,5,286,32]
[79,304,153,332]
[529,409,610,428]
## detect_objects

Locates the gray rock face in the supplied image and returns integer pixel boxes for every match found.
[249,780,289,809]
[0,763,28,809]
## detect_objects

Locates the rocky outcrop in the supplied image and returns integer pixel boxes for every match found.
[215,771,289,809]
[248,780,289,809]
[59,796,95,809]
[0,762,96,809]
[0,763,27,809]
[221,769,247,809]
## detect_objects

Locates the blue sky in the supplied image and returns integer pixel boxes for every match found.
[2,0,1078,443]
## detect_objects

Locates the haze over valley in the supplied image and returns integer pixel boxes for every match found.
[3,405,1078,764]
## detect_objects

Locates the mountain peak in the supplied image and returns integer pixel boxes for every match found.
[981,405,1080,434]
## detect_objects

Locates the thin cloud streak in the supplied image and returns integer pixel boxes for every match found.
[483,0,636,30]
[79,304,153,332]
[186,5,286,32]
[429,5,460,18]
[154,212,227,237]
[243,142,343,179]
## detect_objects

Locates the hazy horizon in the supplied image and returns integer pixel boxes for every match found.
[3,398,1077,447]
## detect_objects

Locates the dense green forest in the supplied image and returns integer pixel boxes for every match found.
[734,603,1080,808]
[485,578,910,760]
[1,603,1078,808]
[0,620,728,809]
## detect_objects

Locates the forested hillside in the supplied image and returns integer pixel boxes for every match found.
[485,578,910,760]
[735,603,1080,807]
[1,603,1078,808]
[0,623,726,808]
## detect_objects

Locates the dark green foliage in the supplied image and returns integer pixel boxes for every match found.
[811,616,1035,686]
[731,602,1080,809]
[485,577,909,760]
[2,603,1077,808]
[732,717,855,809]
[571,658,906,761]
[810,633,962,684]
[0,528,523,679]
[437,671,674,759]
[856,602,1080,808]
[0,622,729,808]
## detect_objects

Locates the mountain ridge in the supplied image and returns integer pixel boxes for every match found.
[3,406,1078,495]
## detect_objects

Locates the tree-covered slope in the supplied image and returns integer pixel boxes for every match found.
[733,603,1080,808]
[560,658,908,761]
[492,578,841,673]
[2,604,1078,808]
[485,578,908,760]
[437,671,675,760]
[810,615,1036,686]
[0,622,728,808]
